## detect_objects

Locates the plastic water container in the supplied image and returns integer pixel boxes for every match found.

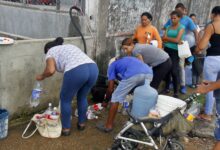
[0,109,9,139]
[131,79,158,118]
[30,81,42,107]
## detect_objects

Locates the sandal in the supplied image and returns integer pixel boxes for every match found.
[96,122,113,133]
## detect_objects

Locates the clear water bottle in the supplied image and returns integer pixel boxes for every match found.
[30,81,42,107]
[184,102,201,122]
[51,107,58,115]
[44,103,53,115]
[50,107,59,120]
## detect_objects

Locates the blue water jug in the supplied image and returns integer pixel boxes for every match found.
[131,79,158,118]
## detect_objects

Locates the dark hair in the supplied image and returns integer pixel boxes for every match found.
[141,12,153,21]
[211,6,220,16]
[190,13,196,18]
[170,10,182,18]
[117,38,134,59]
[175,3,185,9]
[44,37,64,54]
[121,38,133,46]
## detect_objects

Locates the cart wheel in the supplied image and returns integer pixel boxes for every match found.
[120,131,139,150]
[164,139,184,150]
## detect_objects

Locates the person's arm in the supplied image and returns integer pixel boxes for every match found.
[188,18,199,44]
[163,28,185,44]
[153,27,163,48]
[196,80,220,94]
[195,24,213,53]
[36,58,56,81]
[193,29,199,44]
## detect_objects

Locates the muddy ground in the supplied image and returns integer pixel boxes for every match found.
[0,107,215,150]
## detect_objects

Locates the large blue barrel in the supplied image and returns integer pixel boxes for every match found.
[131,79,158,118]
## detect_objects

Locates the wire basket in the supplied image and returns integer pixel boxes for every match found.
[0,109,9,139]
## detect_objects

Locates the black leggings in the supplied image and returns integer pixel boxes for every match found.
[164,47,180,94]
[150,58,172,90]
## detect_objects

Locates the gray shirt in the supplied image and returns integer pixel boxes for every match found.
[132,44,169,67]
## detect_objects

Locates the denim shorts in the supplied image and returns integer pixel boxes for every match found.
[111,74,152,103]
[214,72,220,140]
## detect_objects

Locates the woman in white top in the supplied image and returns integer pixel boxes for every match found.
[36,37,99,136]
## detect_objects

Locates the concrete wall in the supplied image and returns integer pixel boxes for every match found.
[95,0,220,74]
[107,0,188,35]
[0,1,88,39]
[106,0,220,35]
[0,37,95,117]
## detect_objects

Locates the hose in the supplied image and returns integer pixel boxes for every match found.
[69,6,87,54]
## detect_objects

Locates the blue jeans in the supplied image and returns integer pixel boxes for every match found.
[204,56,220,115]
[214,73,220,140]
[179,57,186,86]
[60,63,98,129]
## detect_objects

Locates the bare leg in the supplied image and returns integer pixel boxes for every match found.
[105,102,119,129]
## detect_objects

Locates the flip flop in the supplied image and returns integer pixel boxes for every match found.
[96,122,113,133]
[197,114,212,122]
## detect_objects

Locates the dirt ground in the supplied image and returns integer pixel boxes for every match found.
[0,108,215,150]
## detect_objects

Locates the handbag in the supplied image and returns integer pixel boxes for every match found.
[22,113,62,139]
[178,41,192,58]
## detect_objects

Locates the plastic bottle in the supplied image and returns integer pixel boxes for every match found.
[146,32,151,44]
[44,103,53,115]
[51,107,58,115]
[122,100,129,115]
[185,93,200,107]
[30,81,42,107]
[87,110,98,119]
[184,102,201,122]
[50,107,59,120]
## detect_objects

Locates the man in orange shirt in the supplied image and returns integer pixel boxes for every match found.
[133,12,162,49]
